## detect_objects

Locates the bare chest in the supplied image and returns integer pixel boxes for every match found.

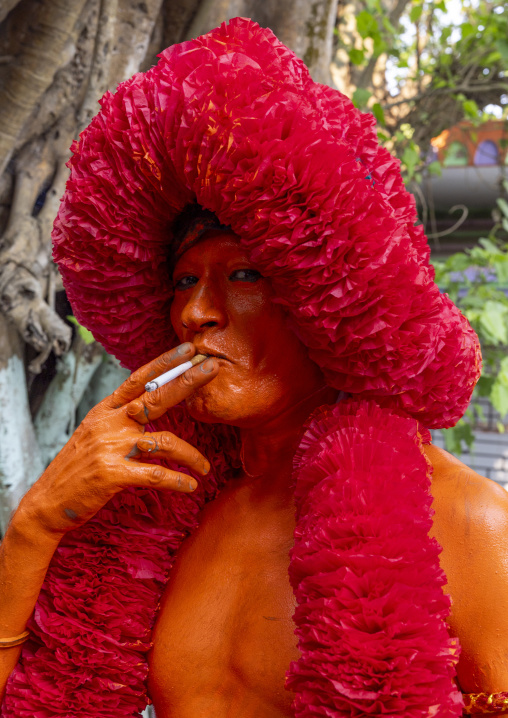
[147,484,300,718]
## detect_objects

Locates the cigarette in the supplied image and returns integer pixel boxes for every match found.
[145,354,208,392]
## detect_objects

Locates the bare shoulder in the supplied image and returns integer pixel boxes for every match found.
[423,443,508,694]
[424,443,508,529]
[423,442,508,580]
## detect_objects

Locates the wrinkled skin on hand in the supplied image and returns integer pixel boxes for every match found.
[18,344,218,537]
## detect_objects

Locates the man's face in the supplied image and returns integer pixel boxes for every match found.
[170,231,326,427]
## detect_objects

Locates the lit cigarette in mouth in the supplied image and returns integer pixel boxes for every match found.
[145,354,208,392]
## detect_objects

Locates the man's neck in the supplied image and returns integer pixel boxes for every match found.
[238,384,338,495]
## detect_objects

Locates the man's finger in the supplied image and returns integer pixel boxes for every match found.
[120,461,198,493]
[125,357,219,424]
[136,432,210,476]
[107,343,195,408]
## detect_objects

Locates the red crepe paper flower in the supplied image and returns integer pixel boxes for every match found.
[52,17,480,429]
[288,399,463,717]
[4,17,478,718]
[2,413,239,717]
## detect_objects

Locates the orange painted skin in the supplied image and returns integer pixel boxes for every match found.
[1,231,508,716]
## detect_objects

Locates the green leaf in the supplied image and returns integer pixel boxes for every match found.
[497,198,508,219]
[474,402,486,422]
[67,315,96,345]
[440,26,452,42]
[497,421,506,434]
[401,145,420,178]
[410,5,423,23]
[427,160,442,176]
[478,237,499,254]
[479,301,508,345]
[491,382,508,419]
[442,426,461,454]
[462,99,479,119]
[461,22,475,39]
[352,87,372,109]
[457,421,475,450]
[490,357,508,420]
[372,102,386,125]
[485,50,502,64]
[349,48,365,65]
[442,420,474,453]
[381,16,396,35]
[476,375,495,398]
[373,36,388,57]
[494,258,508,284]
[496,39,508,62]
[356,10,378,39]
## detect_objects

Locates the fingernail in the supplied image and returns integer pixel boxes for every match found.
[138,437,156,452]
[189,479,198,491]
[177,342,193,355]
[203,461,210,475]
[200,358,215,373]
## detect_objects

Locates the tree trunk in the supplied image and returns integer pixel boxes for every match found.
[185,0,339,84]
[0,315,43,534]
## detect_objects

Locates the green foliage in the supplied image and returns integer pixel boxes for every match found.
[352,87,372,109]
[356,10,378,39]
[491,357,508,419]
[443,420,474,455]
[341,0,507,183]
[432,198,508,452]
[67,316,96,345]
[400,143,420,180]
[338,0,508,456]
[372,102,385,126]
[462,99,480,121]
[409,5,423,23]
[349,48,365,65]
[426,160,441,176]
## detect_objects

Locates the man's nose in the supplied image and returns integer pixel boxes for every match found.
[180,283,225,333]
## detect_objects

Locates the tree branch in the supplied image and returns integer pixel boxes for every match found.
[0,0,24,25]
[77,0,118,130]
[383,81,508,109]
[0,0,87,175]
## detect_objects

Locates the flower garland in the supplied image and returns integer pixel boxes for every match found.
[3,399,464,717]
[1,412,239,716]
[288,399,463,717]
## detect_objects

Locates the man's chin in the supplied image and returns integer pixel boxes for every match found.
[184,391,239,425]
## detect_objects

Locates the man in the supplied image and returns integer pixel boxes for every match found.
[1,17,507,718]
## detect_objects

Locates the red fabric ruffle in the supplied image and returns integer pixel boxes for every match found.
[2,411,239,716]
[52,17,480,430]
[288,398,463,717]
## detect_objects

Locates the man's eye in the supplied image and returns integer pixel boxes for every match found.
[229,269,262,283]
[175,275,198,291]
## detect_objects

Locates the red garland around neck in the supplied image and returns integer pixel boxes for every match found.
[3,399,463,717]
[287,399,463,718]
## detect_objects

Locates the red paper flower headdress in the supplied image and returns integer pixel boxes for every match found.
[3,17,479,718]
[52,17,479,428]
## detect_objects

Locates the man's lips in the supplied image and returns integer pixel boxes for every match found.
[194,347,230,362]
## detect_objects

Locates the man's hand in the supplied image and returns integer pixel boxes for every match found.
[15,342,219,537]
